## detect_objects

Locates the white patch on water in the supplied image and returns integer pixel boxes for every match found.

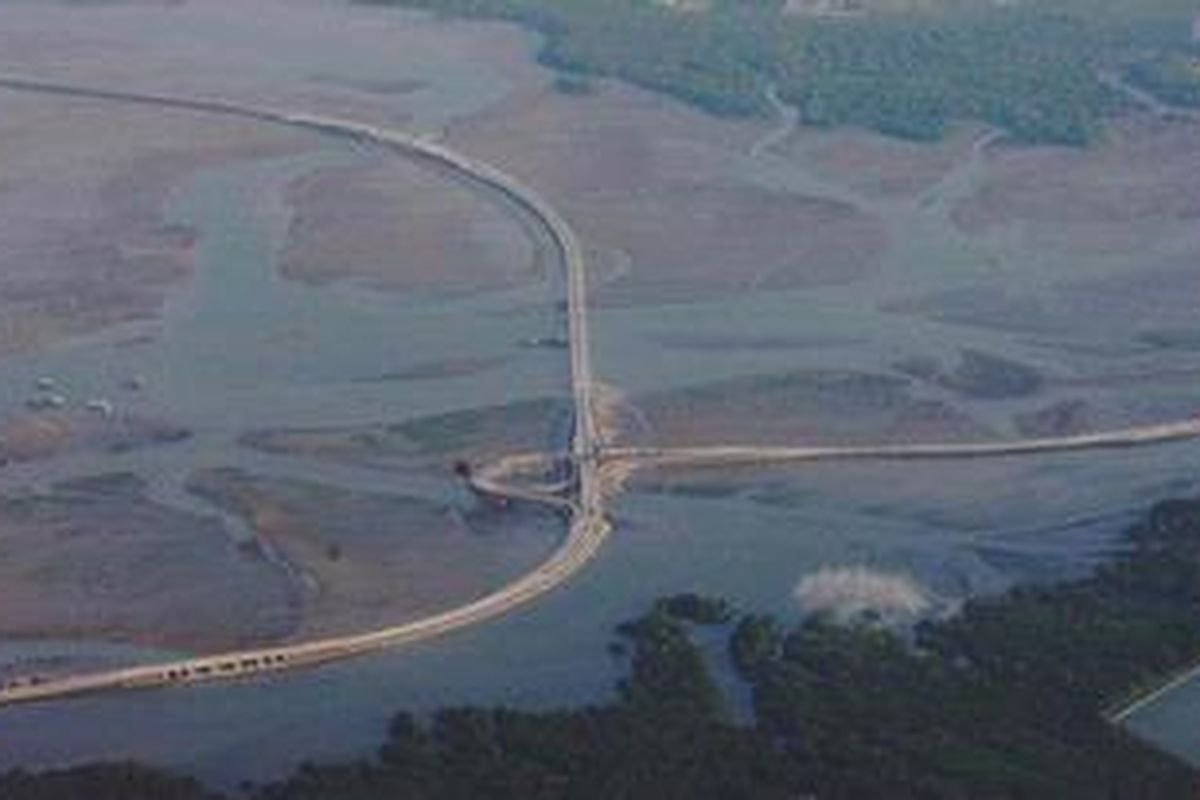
[793,565,932,622]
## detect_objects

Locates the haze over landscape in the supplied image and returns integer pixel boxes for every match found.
[2,0,1200,796]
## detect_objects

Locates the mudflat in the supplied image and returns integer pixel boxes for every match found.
[0,0,1199,667]
[0,474,294,655]
[186,469,561,641]
[446,82,888,304]
[279,154,542,294]
[0,93,309,356]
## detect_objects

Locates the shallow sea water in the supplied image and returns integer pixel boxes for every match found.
[1,0,1200,784]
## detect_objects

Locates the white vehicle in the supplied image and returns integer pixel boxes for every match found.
[85,399,115,416]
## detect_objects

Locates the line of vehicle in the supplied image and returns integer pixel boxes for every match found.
[0,76,607,707]
[2,75,1199,710]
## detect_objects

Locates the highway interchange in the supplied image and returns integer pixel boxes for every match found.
[0,76,1199,708]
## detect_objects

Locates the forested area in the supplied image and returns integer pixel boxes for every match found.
[8,495,1200,797]
[362,0,1200,145]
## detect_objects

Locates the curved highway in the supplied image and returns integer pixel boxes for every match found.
[2,76,1199,707]
[0,76,607,706]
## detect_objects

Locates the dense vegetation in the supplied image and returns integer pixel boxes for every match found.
[9,495,1200,797]
[362,0,1200,145]
[0,763,220,800]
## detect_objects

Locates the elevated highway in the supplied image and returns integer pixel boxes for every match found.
[0,76,607,706]
[1,76,1199,708]
[609,419,1200,471]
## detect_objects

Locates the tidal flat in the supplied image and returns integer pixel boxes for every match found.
[1,0,1200,786]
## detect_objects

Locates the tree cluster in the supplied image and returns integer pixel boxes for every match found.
[362,0,1200,145]
[10,496,1200,797]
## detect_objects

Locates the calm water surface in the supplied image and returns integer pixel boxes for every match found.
[1,1,1200,784]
